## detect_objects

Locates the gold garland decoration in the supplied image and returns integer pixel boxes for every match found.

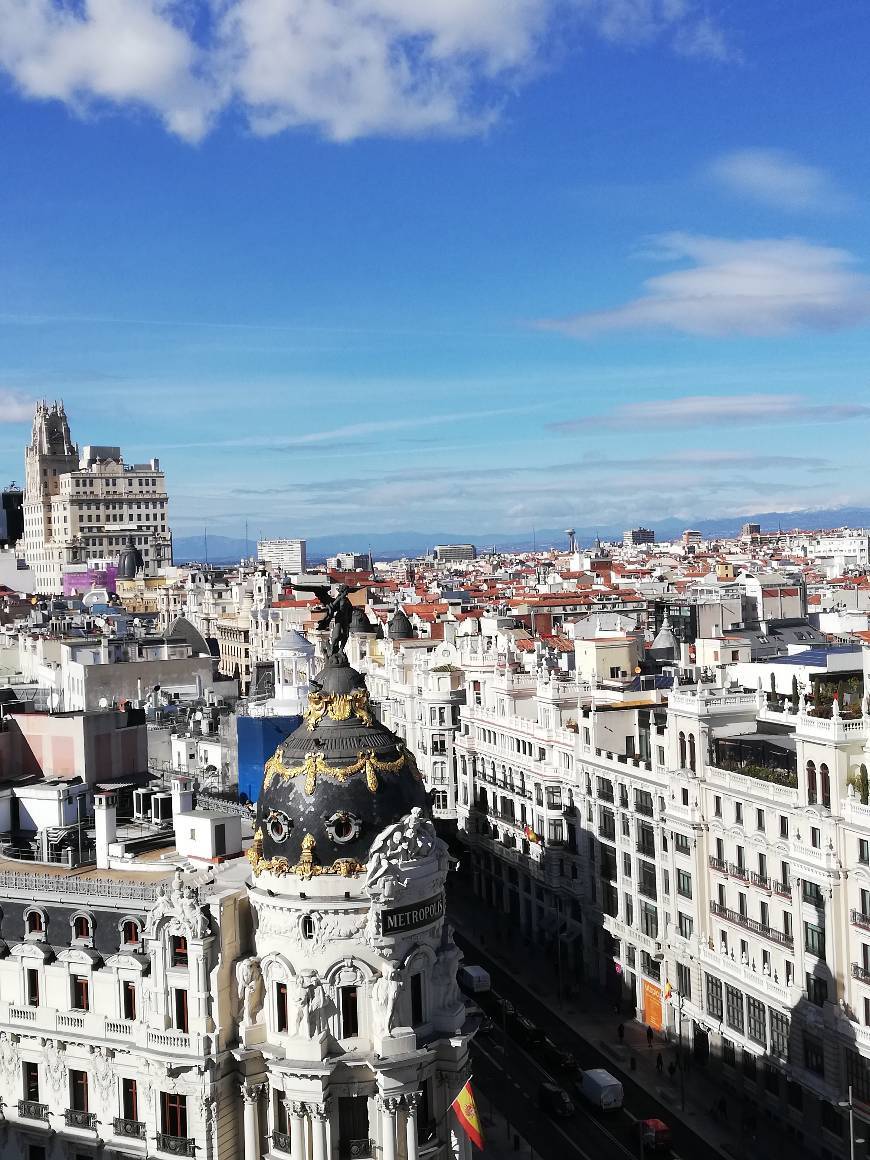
[263,747,407,796]
[303,687,374,731]
[247,831,365,879]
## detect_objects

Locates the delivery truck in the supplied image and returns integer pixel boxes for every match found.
[578,1068,624,1111]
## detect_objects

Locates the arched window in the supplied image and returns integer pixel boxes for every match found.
[688,734,697,773]
[807,761,817,805]
[820,763,831,810]
[25,909,45,936]
[678,732,687,768]
[73,915,92,941]
[301,915,315,940]
[121,920,141,946]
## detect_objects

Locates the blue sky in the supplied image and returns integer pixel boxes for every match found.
[1,2,869,539]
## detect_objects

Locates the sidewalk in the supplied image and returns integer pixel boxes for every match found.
[449,895,779,1160]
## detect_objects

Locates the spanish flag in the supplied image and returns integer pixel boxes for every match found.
[664,981,673,1000]
[523,824,541,844]
[451,1080,484,1151]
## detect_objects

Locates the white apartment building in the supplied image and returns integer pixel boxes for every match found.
[22,401,171,593]
[257,539,307,573]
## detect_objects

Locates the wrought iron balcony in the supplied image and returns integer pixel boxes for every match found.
[852,909,870,933]
[852,962,870,985]
[749,871,771,890]
[773,879,791,897]
[18,1099,49,1121]
[65,1108,97,1129]
[635,800,654,817]
[114,1116,146,1139]
[710,900,794,948]
[156,1132,196,1156]
[708,855,727,872]
[272,1130,293,1153]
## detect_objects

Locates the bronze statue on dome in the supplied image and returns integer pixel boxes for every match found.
[292,581,359,658]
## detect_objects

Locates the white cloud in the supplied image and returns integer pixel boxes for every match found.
[709,148,848,212]
[539,233,870,337]
[0,0,732,142]
[550,393,870,432]
[0,390,36,422]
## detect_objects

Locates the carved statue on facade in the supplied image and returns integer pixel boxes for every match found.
[235,956,265,1026]
[432,930,462,1012]
[372,969,404,1036]
[147,872,208,939]
[43,1038,67,1096]
[0,1033,18,1085]
[365,808,437,896]
[92,1047,116,1105]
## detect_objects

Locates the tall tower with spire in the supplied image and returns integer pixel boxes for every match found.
[236,650,475,1160]
[22,400,78,591]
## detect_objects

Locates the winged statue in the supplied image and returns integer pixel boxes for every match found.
[292,581,359,658]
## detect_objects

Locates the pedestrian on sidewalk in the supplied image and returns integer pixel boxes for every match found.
[617,1023,625,1044]
[646,1025,654,1048]
[656,1053,664,1074]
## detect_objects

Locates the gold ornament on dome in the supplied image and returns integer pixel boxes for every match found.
[303,686,374,731]
[247,830,365,879]
[262,746,407,796]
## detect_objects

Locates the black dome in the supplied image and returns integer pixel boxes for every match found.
[388,608,414,639]
[349,607,373,634]
[251,654,429,878]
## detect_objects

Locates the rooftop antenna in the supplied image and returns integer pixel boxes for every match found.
[244,519,249,564]
[204,526,209,566]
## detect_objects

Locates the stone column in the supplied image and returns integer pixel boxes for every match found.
[404,1093,420,1160]
[311,1102,330,1160]
[379,1096,401,1160]
[289,1100,307,1158]
[240,1084,263,1160]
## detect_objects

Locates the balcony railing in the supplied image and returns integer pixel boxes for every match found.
[728,862,749,882]
[65,1108,97,1129]
[18,1100,49,1121]
[852,963,870,985]
[635,800,654,818]
[709,855,727,872]
[156,1133,197,1156]
[636,843,656,859]
[749,871,771,890]
[114,1116,146,1139]
[773,880,791,897]
[710,901,794,948]
[852,910,870,933]
[273,1130,293,1153]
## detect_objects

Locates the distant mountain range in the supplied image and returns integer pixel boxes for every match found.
[172,506,870,564]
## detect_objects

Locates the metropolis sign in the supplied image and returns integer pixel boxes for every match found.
[380,891,445,936]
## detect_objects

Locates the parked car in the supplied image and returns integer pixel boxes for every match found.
[539,1037,579,1075]
[508,1011,545,1047]
[578,1069,624,1111]
[458,965,491,994]
[538,1083,575,1118]
[641,1117,672,1153]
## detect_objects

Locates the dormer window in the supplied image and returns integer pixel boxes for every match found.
[73,915,92,941]
[122,920,141,946]
[25,910,45,937]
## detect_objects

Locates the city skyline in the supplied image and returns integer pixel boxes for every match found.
[1,4,869,535]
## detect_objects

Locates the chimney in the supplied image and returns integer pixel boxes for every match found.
[94,792,117,870]
[171,774,194,815]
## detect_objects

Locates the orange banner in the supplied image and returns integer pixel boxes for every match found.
[451,1080,484,1151]
[643,978,663,1031]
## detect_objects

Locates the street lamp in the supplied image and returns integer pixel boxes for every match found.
[838,1086,867,1160]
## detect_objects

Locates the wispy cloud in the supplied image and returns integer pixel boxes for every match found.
[0,0,733,143]
[708,148,849,213]
[0,390,36,423]
[160,405,542,451]
[538,234,870,337]
[550,393,870,433]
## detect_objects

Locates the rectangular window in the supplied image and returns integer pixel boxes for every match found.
[674,832,690,856]
[171,936,188,966]
[844,1049,870,1106]
[70,1069,89,1113]
[161,1092,188,1138]
[779,815,788,839]
[725,984,744,1032]
[747,997,766,1046]
[123,980,137,1021]
[678,912,693,939]
[640,902,658,939]
[26,969,39,1007]
[676,870,692,899]
[723,1039,735,1068]
[756,808,765,831]
[23,1060,39,1102]
[676,962,691,1000]
[276,983,288,1033]
[122,1078,138,1122]
[804,923,826,960]
[173,988,189,1033]
[72,976,89,1011]
[861,839,870,865]
[714,795,722,817]
[639,860,657,900]
[811,826,821,849]
[806,973,828,1006]
[705,974,723,1019]
[410,974,423,1026]
[341,985,360,1036]
[804,1035,825,1077]
[623,852,632,877]
[734,802,743,824]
